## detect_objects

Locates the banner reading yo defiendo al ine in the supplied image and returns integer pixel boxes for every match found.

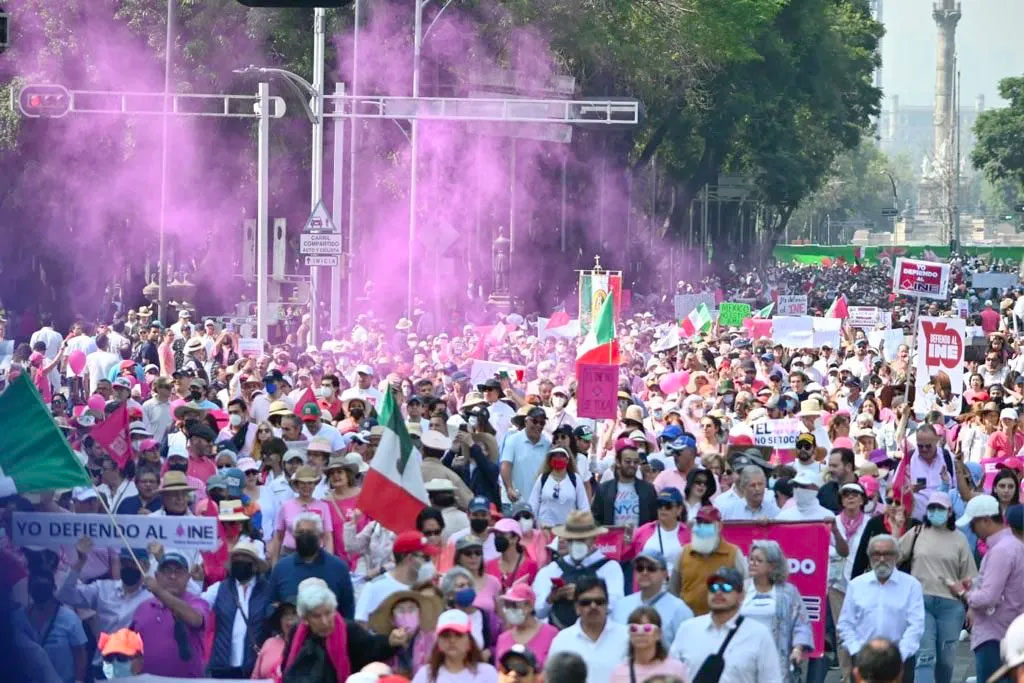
[12,511,219,551]
[595,520,829,658]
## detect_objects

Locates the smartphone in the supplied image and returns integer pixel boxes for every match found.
[916,477,926,487]
[551,577,565,589]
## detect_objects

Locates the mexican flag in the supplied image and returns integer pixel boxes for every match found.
[825,294,849,319]
[754,302,774,319]
[576,293,621,365]
[0,373,91,496]
[538,311,580,340]
[355,389,428,533]
[680,302,712,338]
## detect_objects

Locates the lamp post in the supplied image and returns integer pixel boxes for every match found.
[882,169,899,246]
[157,0,175,323]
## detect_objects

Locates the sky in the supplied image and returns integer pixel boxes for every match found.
[881,0,1024,110]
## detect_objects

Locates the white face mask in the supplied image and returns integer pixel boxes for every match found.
[552,396,567,409]
[316,386,332,399]
[518,518,534,533]
[417,560,437,583]
[102,660,134,680]
[569,541,590,562]
[228,413,243,427]
[794,488,818,507]
[504,608,526,626]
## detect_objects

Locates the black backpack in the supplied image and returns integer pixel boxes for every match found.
[549,555,610,629]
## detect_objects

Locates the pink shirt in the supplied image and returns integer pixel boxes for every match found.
[494,623,560,669]
[987,431,1024,460]
[471,573,503,613]
[653,468,688,493]
[275,498,334,550]
[610,656,688,683]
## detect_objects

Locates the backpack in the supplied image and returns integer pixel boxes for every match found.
[549,555,610,629]
[537,470,580,525]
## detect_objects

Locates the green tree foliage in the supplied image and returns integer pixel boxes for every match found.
[972,76,1024,194]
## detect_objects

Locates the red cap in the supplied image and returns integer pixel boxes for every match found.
[729,433,754,447]
[392,530,439,556]
[695,505,721,523]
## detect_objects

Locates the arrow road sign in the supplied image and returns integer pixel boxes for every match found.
[305,255,339,267]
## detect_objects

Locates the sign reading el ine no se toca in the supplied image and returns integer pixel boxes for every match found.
[12,512,219,550]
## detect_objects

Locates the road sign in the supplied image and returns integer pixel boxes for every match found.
[304,255,339,267]
[301,200,337,234]
[300,233,342,255]
[881,208,899,217]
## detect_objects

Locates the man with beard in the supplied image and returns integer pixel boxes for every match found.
[352,530,438,624]
[838,535,924,683]
[669,506,746,616]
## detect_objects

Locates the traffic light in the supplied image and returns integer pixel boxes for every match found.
[0,6,8,53]
[17,84,70,118]
[235,1,352,6]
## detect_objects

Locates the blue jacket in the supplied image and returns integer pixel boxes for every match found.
[269,549,354,619]
[443,443,501,506]
[208,577,274,676]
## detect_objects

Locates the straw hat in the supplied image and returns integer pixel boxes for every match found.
[798,399,823,418]
[158,471,196,493]
[230,537,269,573]
[552,510,607,540]
[217,499,250,522]
[269,401,291,418]
[460,392,488,410]
[368,590,443,637]
[292,465,320,483]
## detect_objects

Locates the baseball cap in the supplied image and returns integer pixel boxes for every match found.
[468,495,491,514]
[656,487,683,506]
[791,469,821,488]
[573,424,594,441]
[634,549,668,569]
[158,552,190,570]
[499,643,539,672]
[695,505,721,523]
[659,424,683,441]
[1002,408,1019,421]
[956,494,1000,527]
[707,567,744,590]
[300,403,322,421]
[72,486,98,502]
[392,530,438,556]
[435,609,472,635]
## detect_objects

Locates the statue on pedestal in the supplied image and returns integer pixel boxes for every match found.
[492,226,510,296]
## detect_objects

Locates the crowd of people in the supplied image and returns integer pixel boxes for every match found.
[5,256,1024,683]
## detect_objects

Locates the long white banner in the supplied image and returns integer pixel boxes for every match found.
[12,512,220,550]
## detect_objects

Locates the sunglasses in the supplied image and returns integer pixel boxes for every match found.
[502,660,534,676]
[576,597,607,608]
[423,529,443,537]
[629,623,658,634]
[634,563,660,574]
[796,442,813,450]
[708,582,737,594]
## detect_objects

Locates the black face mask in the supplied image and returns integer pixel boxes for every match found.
[349,408,365,420]
[209,490,226,503]
[168,462,188,473]
[120,566,143,587]
[470,518,489,534]
[295,533,320,557]
[230,560,256,583]
[493,535,510,553]
[189,390,203,401]
[29,582,54,604]
[431,494,456,509]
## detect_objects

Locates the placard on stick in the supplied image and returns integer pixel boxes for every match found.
[576,363,618,419]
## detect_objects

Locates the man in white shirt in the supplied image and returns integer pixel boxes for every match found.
[349,364,384,411]
[837,534,925,680]
[670,567,781,682]
[791,432,826,484]
[141,376,175,444]
[776,469,834,522]
[610,550,692,647]
[85,333,120,394]
[30,314,64,390]
[717,466,780,520]
[480,378,515,443]
[548,576,630,683]
[353,531,438,623]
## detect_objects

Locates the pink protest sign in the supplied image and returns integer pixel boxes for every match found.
[721,521,830,658]
[593,526,626,560]
[576,363,618,419]
[981,457,1010,491]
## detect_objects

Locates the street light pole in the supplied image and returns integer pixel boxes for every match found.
[346,0,360,328]
[407,0,424,317]
[156,0,175,323]
[309,6,326,348]
[257,82,270,342]
[883,169,899,247]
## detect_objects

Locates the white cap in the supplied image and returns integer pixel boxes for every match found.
[435,609,472,635]
[167,440,188,459]
[792,469,821,488]
[1002,408,1019,421]
[72,486,98,502]
[956,494,1000,527]
[283,448,307,464]
[421,430,452,451]
[425,478,456,492]
[354,364,374,376]
[990,613,1024,681]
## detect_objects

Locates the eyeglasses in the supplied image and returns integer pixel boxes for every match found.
[576,597,608,608]
[709,582,737,594]
[528,418,547,425]
[796,442,813,450]
[629,623,658,634]
[656,501,676,510]
[422,529,443,537]
[460,549,483,557]
[634,563,660,574]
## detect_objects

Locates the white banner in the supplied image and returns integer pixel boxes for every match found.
[971,272,1018,290]
[913,316,966,415]
[12,512,220,550]
[673,293,715,321]
[239,338,263,357]
[771,316,814,348]
[777,295,808,316]
[469,359,526,388]
[952,298,970,319]
[811,317,842,348]
[847,306,886,330]
[752,418,803,448]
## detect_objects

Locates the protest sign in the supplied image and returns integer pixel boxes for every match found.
[981,457,1010,491]
[893,257,950,300]
[751,418,803,448]
[579,271,622,334]
[593,526,629,561]
[721,521,830,657]
[913,316,966,414]
[576,363,618,419]
[953,298,970,319]
[469,360,526,388]
[847,306,882,330]
[777,295,808,316]
[238,338,263,357]
[718,302,752,327]
[0,340,12,371]
[13,511,219,550]
[971,272,1018,290]
[673,293,715,321]
[869,328,907,361]
[743,317,774,339]
[811,317,842,348]
[771,316,814,348]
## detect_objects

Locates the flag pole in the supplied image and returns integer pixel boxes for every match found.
[899,294,922,443]
[72,455,146,574]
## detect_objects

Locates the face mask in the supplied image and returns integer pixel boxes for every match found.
[569,541,589,562]
[417,560,437,583]
[295,532,320,557]
[552,397,567,409]
[454,587,477,608]
[504,608,526,626]
[693,523,717,539]
[349,407,365,420]
[317,386,332,399]
[218,467,231,475]
[29,582,54,604]
[265,382,277,395]
[470,518,489,534]
[793,488,818,507]
[120,566,142,587]
[102,660,134,680]
[927,508,949,527]
[393,610,420,631]
[231,560,256,583]
[494,536,511,553]
[228,413,243,427]
[550,456,568,471]
[168,462,187,473]
[873,562,895,581]
[189,390,203,401]
[652,409,663,418]
[517,517,534,533]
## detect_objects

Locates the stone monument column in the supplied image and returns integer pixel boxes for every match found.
[932,0,961,160]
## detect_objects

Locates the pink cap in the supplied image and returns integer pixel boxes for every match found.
[999,456,1024,473]
[832,436,855,450]
[237,457,259,473]
[137,438,158,452]
[29,352,44,366]
[858,475,879,499]
[493,518,523,537]
[501,582,536,604]
[927,491,952,509]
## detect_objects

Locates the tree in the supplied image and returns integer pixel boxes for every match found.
[972,76,1024,194]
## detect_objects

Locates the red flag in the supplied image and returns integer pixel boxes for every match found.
[469,325,494,360]
[89,402,132,468]
[293,387,318,416]
[888,450,915,513]
[548,310,571,328]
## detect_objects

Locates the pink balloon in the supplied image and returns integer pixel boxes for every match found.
[87,394,106,413]
[68,349,87,376]
[659,371,689,395]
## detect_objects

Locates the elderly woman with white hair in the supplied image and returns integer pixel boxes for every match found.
[281,578,410,683]
[739,540,813,683]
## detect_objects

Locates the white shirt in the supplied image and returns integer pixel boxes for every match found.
[304,423,346,452]
[85,349,120,393]
[670,613,781,683]
[837,569,925,661]
[64,334,97,377]
[527,471,589,527]
[99,479,138,512]
[548,619,630,683]
[488,400,515,443]
[354,571,410,622]
[201,578,257,668]
[532,551,625,619]
[717,495,780,521]
[641,524,684,577]
[142,397,173,444]
[610,589,693,647]
[30,326,63,389]
[260,474,296,540]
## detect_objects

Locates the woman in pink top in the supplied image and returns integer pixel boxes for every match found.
[268,465,334,562]
[455,537,502,613]
[322,455,365,568]
[250,597,298,679]
[986,408,1024,460]
[493,584,559,670]
[484,519,538,592]
[610,606,688,683]
[29,348,62,404]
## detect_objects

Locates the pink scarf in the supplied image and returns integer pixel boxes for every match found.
[279,613,350,683]
[840,510,864,541]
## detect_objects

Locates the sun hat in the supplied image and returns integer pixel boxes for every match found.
[158,471,196,493]
[292,465,320,483]
[217,499,250,522]
[230,537,268,572]
[425,478,457,493]
[552,510,607,540]
[368,590,443,637]
[500,582,536,604]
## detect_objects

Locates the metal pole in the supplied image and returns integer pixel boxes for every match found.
[345,0,360,328]
[156,0,175,323]
[954,63,962,249]
[407,0,424,316]
[310,6,326,347]
[330,82,345,336]
[902,295,921,411]
[509,139,517,255]
[559,153,567,253]
[257,83,270,341]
